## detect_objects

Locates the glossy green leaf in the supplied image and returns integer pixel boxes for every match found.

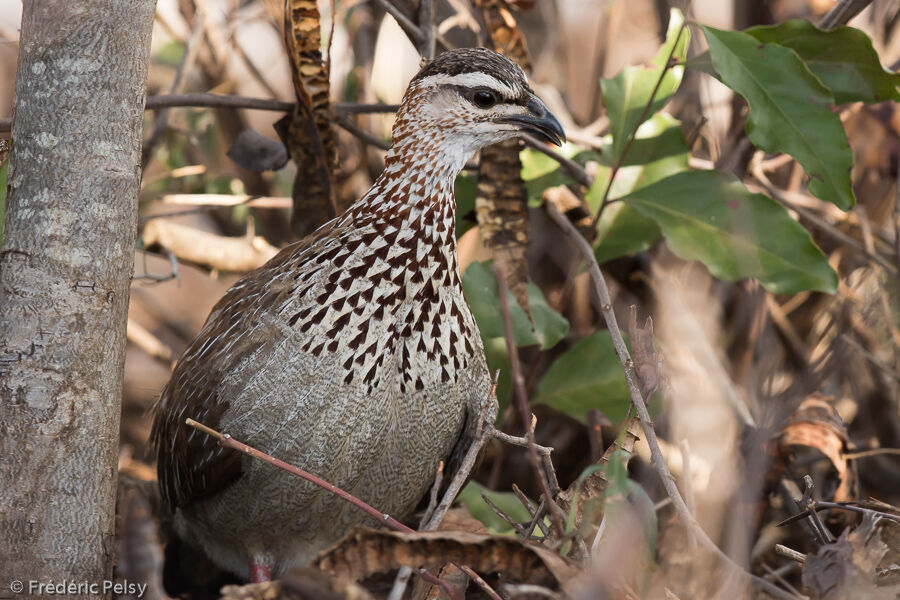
[462,261,569,350]
[458,481,535,536]
[594,204,661,264]
[745,20,900,105]
[702,26,855,209]
[622,170,838,294]
[601,9,689,161]
[520,143,584,180]
[588,113,689,263]
[520,146,601,206]
[533,331,630,424]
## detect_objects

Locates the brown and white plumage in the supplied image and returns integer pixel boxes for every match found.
[151,47,564,580]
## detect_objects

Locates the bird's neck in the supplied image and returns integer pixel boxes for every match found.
[347,126,471,234]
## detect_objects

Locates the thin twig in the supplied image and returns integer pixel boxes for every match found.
[591,22,687,227]
[372,0,424,43]
[491,428,559,495]
[845,447,900,459]
[761,564,806,598]
[493,263,568,537]
[522,134,591,188]
[145,93,398,115]
[511,483,549,537]
[481,494,530,537]
[423,373,500,532]
[183,418,499,600]
[840,334,900,381]
[142,17,205,169]
[419,461,445,529]
[819,0,873,29]
[545,202,805,600]
[749,159,897,274]
[893,151,900,299]
[185,418,411,530]
[774,544,807,563]
[334,115,391,151]
[419,0,437,59]
[133,248,180,283]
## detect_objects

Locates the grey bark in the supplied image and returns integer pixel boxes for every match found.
[0,0,157,590]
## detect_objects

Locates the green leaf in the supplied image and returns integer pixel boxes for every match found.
[458,481,535,536]
[454,173,477,239]
[594,204,661,264]
[520,143,584,180]
[701,25,855,209]
[622,170,838,294]
[601,9,689,161]
[483,337,512,419]
[533,331,631,424]
[520,146,601,206]
[745,20,900,105]
[588,113,689,263]
[602,450,657,592]
[462,261,569,350]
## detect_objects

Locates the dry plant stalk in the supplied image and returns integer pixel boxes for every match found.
[475,0,534,316]
[283,0,340,237]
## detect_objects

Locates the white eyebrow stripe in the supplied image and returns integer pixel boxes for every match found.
[416,72,520,100]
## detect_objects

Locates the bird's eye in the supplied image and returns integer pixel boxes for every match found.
[472,90,497,109]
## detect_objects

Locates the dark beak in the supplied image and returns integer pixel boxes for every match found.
[498,95,566,146]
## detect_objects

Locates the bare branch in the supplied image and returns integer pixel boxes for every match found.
[522,134,591,188]
[493,263,567,537]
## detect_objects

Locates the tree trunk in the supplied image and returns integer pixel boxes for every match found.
[0,0,157,590]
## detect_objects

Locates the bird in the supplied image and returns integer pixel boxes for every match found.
[151,47,565,582]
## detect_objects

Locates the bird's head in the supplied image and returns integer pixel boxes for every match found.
[387,48,565,171]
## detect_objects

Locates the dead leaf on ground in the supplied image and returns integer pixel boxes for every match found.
[802,513,900,600]
[313,527,579,596]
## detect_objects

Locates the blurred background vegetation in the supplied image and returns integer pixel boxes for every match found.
[2,0,900,598]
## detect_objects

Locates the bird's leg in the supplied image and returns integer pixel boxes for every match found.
[249,558,272,583]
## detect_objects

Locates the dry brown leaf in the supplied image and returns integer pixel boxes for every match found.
[628,306,665,398]
[802,516,899,600]
[313,527,579,595]
[474,0,534,317]
[219,568,375,600]
[777,395,859,505]
[282,0,340,237]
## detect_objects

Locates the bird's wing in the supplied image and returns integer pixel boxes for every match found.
[151,225,339,510]
[436,351,495,506]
